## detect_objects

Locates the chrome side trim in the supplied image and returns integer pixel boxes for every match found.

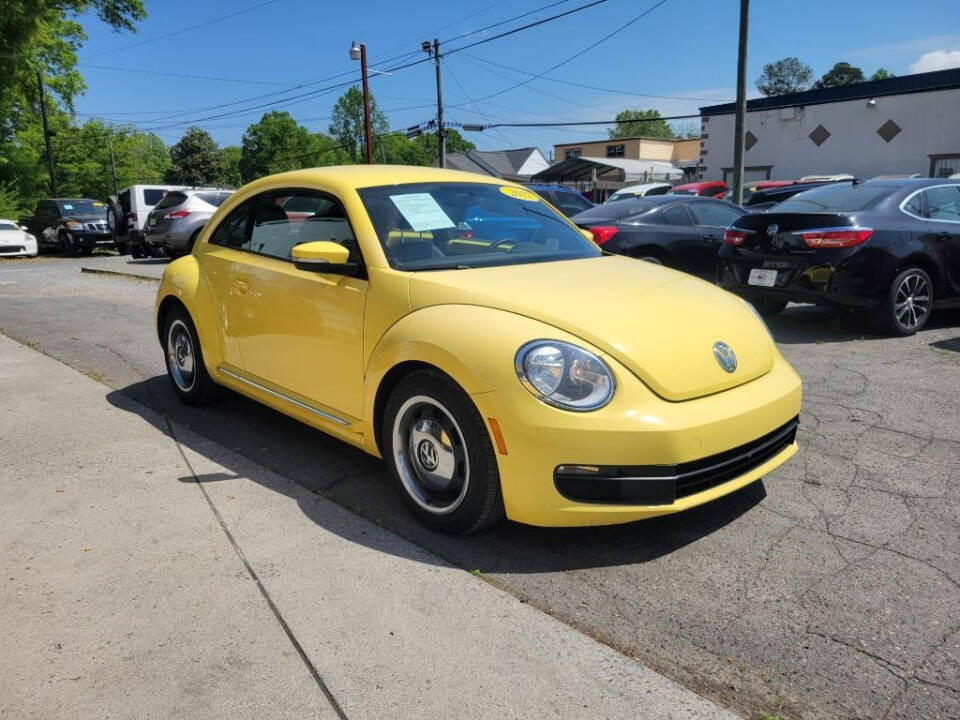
[216,366,351,426]
[899,183,960,224]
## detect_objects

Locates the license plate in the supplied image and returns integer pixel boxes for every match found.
[148,216,157,226]
[748,268,778,287]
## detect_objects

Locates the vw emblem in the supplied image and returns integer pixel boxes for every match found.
[766,224,779,237]
[416,439,439,471]
[713,341,738,373]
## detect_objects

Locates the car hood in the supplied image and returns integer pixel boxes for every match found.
[408,256,774,401]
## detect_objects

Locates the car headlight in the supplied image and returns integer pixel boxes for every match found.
[66,221,83,230]
[515,340,615,411]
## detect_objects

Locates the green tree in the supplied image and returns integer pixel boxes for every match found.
[755,57,814,96]
[870,68,896,81]
[165,127,225,186]
[814,62,866,89]
[240,111,346,183]
[329,86,389,163]
[218,146,243,187]
[414,129,476,166]
[608,109,675,139]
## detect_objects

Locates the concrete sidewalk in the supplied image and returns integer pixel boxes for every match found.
[0,333,736,720]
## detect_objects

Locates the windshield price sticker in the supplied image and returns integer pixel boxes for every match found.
[500,186,540,202]
[389,193,456,232]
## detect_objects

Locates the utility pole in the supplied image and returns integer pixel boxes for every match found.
[107,134,120,197]
[360,43,374,165]
[37,71,59,197]
[424,39,445,168]
[730,0,749,205]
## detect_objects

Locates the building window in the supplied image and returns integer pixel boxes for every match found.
[930,154,960,178]
[564,148,582,159]
[605,144,625,158]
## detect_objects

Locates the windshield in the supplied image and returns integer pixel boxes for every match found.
[0,222,18,231]
[775,183,894,212]
[357,182,601,271]
[59,200,107,217]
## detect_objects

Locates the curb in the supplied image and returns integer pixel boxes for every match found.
[80,266,161,282]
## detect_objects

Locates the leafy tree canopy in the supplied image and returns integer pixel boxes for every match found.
[329,87,389,163]
[164,127,225,186]
[240,111,347,183]
[608,109,675,140]
[813,62,866,89]
[756,57,814,96]
[870,68,896,81]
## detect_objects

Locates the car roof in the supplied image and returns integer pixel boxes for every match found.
[671,181,725,190]
[612,183,671,193]
[525,183,579,193]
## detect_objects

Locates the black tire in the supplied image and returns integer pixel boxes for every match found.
[131,243,144,259]
[753,299,787,316]
[872,267,933,336]
[58,230,77,257]
[78,245,94,256]
[162,306,218,406]
[382,370,504,534]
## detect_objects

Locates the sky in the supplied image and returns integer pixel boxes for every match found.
[72,0,960,158]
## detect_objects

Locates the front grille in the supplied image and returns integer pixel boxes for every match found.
[86,222,108,232]
[0,245,25,253]
[554,417,799,505]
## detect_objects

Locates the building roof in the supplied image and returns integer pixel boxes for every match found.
[443,148,544,180]
[553,134,697,147]
[532,156,683,183]
[700,68,960,116]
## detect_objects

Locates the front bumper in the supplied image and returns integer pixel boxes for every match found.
[0,238,38,257]
[70,231,113,249]
[471,352,802,527]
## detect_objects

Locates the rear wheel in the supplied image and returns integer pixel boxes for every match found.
[382,370,504,534]
[162,306,218,405]
[873,268,933,336]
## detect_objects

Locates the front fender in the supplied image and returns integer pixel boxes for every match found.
[155,256,222,368]
[361,304,607,452]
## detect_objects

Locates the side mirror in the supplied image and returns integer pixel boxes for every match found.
[291,241,358,274]
[20,225,28,232]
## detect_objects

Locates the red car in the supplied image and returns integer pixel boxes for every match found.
[668,181,727,198]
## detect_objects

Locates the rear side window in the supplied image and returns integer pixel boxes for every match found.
[690,202,742,227]
[574,199,654,222]
[248,190,356,262]
[119,189,131,213]
[662,204,692,226]
[777,184,894,212]
[143,189,167,206]
[196,191,232,207]
[923,186,960,221]
[154,192,187,211]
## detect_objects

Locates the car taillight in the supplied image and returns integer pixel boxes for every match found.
[127,212,137,221]
[587,226,619,245]
[723,229,750,246]
[800,228,873,249]
[166,210,191,219]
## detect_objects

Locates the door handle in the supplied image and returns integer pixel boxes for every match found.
[234,277,250,294]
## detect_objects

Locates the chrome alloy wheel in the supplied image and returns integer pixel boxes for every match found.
[391,395,470,515]
[166,319,196,392]
[894,272,931,331]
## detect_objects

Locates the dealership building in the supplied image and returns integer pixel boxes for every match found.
[697,68,960,184]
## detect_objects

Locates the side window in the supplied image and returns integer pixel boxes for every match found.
[923,186,960,222]
[556,191,592,216]
[248,190,357,262]
[690,202,741,227]
[662,204,692,226]
[209,201,252,250]
[903,193,923,217]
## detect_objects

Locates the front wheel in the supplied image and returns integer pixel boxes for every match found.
[162,306,218,405]
[58,230,76,257]
[382,370,504,534]
[873,268,933,336]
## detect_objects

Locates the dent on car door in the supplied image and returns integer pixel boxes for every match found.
[226,189,368,420]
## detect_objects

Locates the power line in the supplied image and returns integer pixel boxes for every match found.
[480,113,701,128]
[80,0,284,60]
[442,58,514,147]
[78,63,288,86]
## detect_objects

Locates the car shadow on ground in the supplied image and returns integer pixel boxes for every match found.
[765,303,960,345]
[105,378,766,575]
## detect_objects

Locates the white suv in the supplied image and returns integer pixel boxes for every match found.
[110,184,188,257]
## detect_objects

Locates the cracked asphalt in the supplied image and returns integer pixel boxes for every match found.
[1,255,958,719]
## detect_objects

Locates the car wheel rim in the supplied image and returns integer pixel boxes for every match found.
[894,273,930,330]
[391,395,469,515]
[167,319,196,392]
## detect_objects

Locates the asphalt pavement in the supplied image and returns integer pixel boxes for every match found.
[1,255,958,720]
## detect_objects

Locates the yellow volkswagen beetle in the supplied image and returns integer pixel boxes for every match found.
[155,166,801,533]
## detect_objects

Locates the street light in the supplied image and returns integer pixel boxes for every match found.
[349,40,374,165]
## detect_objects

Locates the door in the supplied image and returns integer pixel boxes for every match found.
[688,201,744,277]
[920,185,960,296]
[39,202,59,246]
[656,202,706,275]
[214,189,368,419]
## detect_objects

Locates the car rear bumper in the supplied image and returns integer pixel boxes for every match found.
[716,246,891,309]
[471,351,802,527]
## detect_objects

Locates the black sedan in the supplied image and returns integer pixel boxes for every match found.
[570,196,746,278]
[718,178,960,335]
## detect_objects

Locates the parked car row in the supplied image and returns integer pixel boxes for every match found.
[571,178,960,335]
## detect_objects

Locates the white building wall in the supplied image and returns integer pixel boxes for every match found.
[517,149,550,177]
[699,87,960,182]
